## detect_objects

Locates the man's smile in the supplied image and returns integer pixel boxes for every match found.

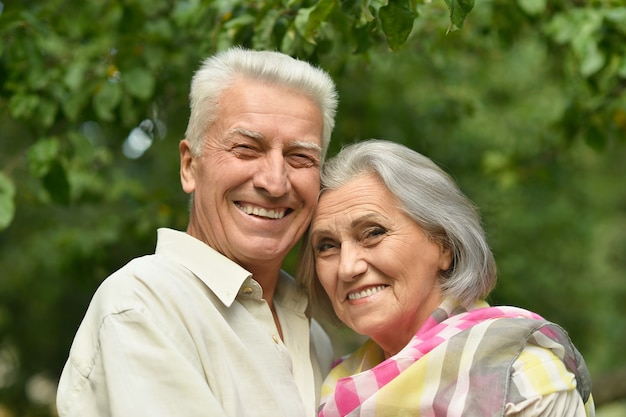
[235,202,290,219]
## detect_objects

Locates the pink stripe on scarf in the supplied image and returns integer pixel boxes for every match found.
[335,377,360,415]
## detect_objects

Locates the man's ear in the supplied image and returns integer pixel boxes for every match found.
[179,139,196,194]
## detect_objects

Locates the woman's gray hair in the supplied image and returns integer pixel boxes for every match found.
[299,139,497,324]
[184,47,338,159]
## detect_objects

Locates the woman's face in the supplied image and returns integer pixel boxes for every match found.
[310,174,452,356]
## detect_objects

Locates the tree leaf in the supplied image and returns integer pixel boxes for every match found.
[93,81,122,121]
[27,138,60,177]
[253,8,281,50]
[379,1,416,50]
[0,173,16,230]
[352,22,376,53]
[294,0,336,44]
[517,0,546,16]
[585,123,606,152]
[38,97,58,129]
[445,0,475,32]
[62,88,91,122]
[619,55,626,78]
[605,7,626,35]
[8,94,40,120]
[63,59,89,92]
[42,161,71,206]
[123,67,156,100]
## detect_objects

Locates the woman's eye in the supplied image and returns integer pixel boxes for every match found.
[363,227,387,241]
[314,241,337,254]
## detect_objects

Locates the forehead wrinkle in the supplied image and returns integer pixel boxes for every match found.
[309,214,334,242]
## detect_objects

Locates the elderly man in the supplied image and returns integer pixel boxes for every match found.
[57,47,338,417]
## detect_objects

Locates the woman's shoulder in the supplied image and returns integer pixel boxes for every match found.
[507,344,593,416]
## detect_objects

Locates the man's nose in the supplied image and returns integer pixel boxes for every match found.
[253,153,290,197]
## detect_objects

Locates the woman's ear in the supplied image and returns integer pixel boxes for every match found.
[179,139,196,194]
[439,245,453,272]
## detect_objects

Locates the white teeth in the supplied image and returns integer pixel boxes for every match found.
[347,285,387,301]
[237,204,286,219]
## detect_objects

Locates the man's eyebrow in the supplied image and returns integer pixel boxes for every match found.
[229,128,322,154]
[231,128,264,140]
[291,140,322,154]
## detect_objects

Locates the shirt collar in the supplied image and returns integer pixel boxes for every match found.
[154,228,309,313]
[155,228,251,307]
[275,270,308,313]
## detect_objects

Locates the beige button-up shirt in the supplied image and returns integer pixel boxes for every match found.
[56,228,333,416]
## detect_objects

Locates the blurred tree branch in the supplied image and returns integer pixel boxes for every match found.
[593,367,626,406]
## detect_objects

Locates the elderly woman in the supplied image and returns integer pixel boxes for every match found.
[299,140,594,417]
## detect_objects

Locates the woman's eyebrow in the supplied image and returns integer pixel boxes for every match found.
[309,226,331,243]
[351,213,383,228]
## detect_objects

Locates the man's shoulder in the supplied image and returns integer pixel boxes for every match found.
[104,253,178,288]
[88,253,195,314]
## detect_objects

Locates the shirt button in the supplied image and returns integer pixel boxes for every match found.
[272,334,280,344]
[241,286,253,296]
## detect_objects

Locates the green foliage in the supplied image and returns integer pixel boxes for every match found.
[1,0,625,414]
[541,3,626,151]
[0,173,15,229]
[379,1,417,50]
[445,0,475,31]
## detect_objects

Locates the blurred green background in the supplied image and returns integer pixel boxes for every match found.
[1,0,625,415]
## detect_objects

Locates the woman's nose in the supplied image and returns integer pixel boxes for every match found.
[337,242,368,282]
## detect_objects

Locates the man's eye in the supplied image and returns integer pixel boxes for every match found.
[287,153,318,168]
[232,144,260,157]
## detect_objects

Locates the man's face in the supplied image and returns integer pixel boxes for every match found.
[180,77,324,273]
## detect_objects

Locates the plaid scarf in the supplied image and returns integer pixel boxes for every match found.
[319,298,592,417]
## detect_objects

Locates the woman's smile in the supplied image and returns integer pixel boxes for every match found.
[346,285,388,301]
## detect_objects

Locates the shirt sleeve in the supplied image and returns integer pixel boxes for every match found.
[57,308,230,417]
[505,345,590,417]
